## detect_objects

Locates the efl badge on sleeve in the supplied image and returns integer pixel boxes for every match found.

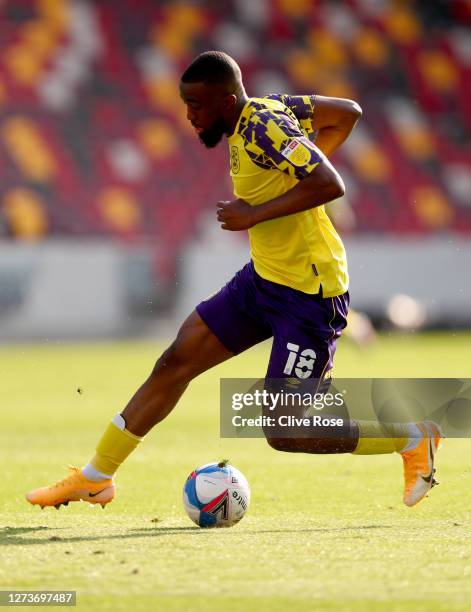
[281,140,311,166]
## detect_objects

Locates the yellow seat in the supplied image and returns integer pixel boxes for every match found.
[2,117,56,181]
[353,28,389,68]
[137,119,179,160]
[3,188,48,240]
[412,185,453,229]
[98,187,141,233]
[384,7,421,45]
[418,50,459,94]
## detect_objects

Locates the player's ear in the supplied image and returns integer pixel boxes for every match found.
[222,94,237,111]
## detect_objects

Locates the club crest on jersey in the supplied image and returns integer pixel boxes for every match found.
[230,145,240,174]
[281,139,311,166]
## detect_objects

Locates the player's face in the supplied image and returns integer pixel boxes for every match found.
[180,82,231,148]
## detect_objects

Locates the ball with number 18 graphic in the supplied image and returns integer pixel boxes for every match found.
[183,461,250,528]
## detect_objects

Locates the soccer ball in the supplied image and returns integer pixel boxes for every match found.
[183,461,250,528]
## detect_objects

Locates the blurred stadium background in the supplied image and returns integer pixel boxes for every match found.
[0,0,470,341]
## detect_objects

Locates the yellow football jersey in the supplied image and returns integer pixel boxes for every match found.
[227,94,348,297]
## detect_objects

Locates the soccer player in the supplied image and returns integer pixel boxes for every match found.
[26,51,442,510]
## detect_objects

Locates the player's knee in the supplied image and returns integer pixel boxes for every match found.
[265,436,295,453]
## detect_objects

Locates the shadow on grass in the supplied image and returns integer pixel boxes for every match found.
[1,526,51,537]
[0,525,53,544]
[1,524,392,546]
[1,526,201,546]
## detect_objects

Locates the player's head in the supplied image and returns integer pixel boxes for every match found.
[180,51,246,148]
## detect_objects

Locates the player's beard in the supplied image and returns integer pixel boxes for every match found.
[198,118,227,148]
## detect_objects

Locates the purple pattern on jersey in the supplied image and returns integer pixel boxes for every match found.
[266,94,316,121]
[236,97,322,180]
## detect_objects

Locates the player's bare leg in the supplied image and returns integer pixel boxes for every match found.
[264,424,359,454]
[261,390,359,454]
[26,311,233,509]
[263,405,443,507]
[121,310,233,436]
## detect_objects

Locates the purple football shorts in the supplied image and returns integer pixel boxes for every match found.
[196,261,349,381]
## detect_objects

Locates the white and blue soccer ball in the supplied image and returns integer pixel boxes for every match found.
[183,462,250,528]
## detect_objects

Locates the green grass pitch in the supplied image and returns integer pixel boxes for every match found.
[1,333,471,611]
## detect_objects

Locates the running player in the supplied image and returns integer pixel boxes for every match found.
[26,51,442,510]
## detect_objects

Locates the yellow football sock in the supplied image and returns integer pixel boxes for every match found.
[90,420,142,476]
[352,420,409,455]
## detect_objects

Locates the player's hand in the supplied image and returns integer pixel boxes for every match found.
[216,199,257,231]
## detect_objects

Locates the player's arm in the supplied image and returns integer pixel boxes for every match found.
[311,95,362,157]
[217,106,346,231]
[217,158,344,230]
[269,93,362,157]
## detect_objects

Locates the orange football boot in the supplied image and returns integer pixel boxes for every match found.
[401,421,443,507]
[26,466,115,509]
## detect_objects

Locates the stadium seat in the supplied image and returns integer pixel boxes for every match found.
[98,187,142,234]
[411,185,454,230]
[3,187,48,240]
[2,117,56,182]
[383,6,422,45]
